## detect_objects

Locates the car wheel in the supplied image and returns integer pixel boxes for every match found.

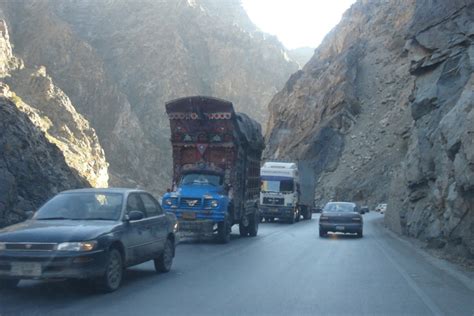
[357,230,363,238]
[0,279,19,290]
[319,229,327,237]
[155,238,174,273]
[98,248,123,293]
[218,214,231,243]
[248,211,259,237]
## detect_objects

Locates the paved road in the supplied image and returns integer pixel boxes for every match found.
[0,213,473,316]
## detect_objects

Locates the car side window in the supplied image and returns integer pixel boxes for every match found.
[126,194,146,217]
[140,193,162,217]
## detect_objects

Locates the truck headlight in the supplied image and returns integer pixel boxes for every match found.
[56,241,97,252]
[210,200,219,208]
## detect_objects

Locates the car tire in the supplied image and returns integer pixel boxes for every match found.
[0,279,19,290]
[98,248,123,293]
[248,211,259,237]
[319,229,327,237]
[357,230,363,238]
[155,238,174,273]
[218,214,231,243]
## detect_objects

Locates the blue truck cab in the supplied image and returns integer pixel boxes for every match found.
[162,96,264,243]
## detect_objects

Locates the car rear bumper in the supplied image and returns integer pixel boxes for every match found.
[319,223,362,233]
[0,249,107,280]
[259,206,294,218]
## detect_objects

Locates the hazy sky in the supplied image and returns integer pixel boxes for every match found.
[241,0,356,49]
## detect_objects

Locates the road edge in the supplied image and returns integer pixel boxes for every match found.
[372,216,474,292]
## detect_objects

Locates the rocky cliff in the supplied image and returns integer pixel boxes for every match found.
[265,0,473,260]
[0,0,297,193]
[0,20,108,227]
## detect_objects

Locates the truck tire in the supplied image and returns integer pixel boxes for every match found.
[248,211,259,237]
[218,215,231,243]
[239,219,249,237]
[302,207,312,220]
[319,229,327,237]
[295,208,300,222]
[288,211,295,224]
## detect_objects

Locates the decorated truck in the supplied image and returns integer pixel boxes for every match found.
[161,96,264,243]
[259,161,314,223]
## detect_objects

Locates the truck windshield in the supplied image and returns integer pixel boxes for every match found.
[261,179,294,193]
[180,173,223,186]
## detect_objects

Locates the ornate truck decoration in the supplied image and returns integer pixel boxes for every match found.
[162,96,264,243]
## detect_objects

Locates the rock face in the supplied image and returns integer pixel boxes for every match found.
[0,0,298,193]
[386,0,473,259]
[265,0,473,259]
[0,19,108,227]
[288,47,315,68]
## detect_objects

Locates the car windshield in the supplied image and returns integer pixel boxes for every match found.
[35,192,123,221]
[180,173,223,186]
[323,203,355,213]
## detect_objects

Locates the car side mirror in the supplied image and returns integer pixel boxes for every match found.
[25,211,34,219]
[126,210,144,221]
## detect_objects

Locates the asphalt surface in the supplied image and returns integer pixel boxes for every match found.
[0,213,473,316]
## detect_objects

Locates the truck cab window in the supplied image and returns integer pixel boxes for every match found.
[180,173,223,186]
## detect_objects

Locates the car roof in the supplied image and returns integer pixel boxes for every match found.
[325,201,356,206]
[59,188,147,195]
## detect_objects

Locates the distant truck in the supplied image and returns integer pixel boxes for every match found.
[259,162,315,223]
[161,96,264,243]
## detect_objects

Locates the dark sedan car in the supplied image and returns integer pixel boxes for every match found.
[0,188,178,292]
[319,202,363,238]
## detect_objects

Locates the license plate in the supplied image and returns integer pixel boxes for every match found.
[182,212,196,220]
[335,225,345,231]
[11,262,42,277]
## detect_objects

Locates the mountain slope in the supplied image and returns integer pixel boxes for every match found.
[0,19,108,226]
[0,0,298,192]
[264,0,473,260]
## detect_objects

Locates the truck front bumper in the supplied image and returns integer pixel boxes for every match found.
[178,219,216,237]
[259,205,295,219]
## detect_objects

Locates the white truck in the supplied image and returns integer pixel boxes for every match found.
[259,162,314,223]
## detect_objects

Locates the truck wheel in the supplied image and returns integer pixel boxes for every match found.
[218,215,231,243]
[248,211,259,237]
[295,208,300,222]
[303,208,312,220]
[239,218,250,237]
[288,212,295,224]
[319,229,327,237]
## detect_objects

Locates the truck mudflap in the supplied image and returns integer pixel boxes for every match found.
[178,219,215,237]
[259,205,295,219]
